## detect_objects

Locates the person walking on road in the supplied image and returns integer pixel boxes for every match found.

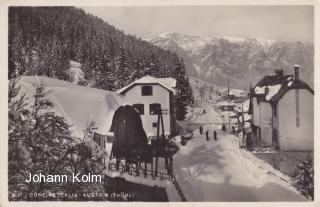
[214,130,217,141]
[206,130,209,141]
[222,124,226,131]
[199,125,203,135]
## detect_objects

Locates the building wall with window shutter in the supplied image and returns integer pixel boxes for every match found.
[278,89,313,151]
[120,84,172,136]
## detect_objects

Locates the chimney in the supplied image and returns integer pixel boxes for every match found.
[265,85,269,95]
[275,69,284,78]
[293,65,300,80]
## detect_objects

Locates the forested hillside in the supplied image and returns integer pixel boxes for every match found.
[8,7,188,90]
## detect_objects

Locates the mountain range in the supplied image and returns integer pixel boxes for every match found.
[150,32,314,89]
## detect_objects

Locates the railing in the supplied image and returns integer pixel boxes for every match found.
[170,175,187,202]
[108,162,187,201]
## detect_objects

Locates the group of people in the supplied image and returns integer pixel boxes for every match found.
[199,125,218,141]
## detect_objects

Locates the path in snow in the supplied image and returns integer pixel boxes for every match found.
[173,104,305,201]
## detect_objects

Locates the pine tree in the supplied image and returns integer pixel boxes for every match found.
[174,59,191,120]
[148,53,161,77]
[95,55,115,91]
[131,58,143,80]
[115,48,130,88]
[9,13,25,78]
[8,78,106,200]
[294,157,314,200]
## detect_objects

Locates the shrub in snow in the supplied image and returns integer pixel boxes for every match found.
[293,157,314,200]
[8,78,106,200]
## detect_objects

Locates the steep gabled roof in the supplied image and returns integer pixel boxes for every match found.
[116,75,176,95]
[270,79,314,101]
[251,73,314,103]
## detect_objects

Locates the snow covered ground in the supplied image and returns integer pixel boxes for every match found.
[16,76,307,201]
[173,103,306,201]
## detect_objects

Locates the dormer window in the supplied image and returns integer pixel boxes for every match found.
[141,86,153,96]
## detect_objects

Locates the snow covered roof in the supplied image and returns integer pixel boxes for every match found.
[239,113,252,122]
[234,99,250,113]
[221,111,237,117]
[18,76,122,137]
[254,85,282,101]
[216,101,236,106]
[229,89,247,97]
[116,75,176,95]
[70,60,81,68]
[251,71,313,102]
[158,77,177,88]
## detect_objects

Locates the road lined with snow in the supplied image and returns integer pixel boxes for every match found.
[173,104,305,201]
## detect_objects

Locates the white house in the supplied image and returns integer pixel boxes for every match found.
[249,66,314,151]
[116,75,176,138]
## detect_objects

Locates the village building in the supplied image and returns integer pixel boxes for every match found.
[216,101,236,111]
[232,99,252,132]
[116,75,176,139]
[249,65,314,151]
[249,65,314,176]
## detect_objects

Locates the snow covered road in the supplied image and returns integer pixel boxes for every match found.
[173,104,306,201]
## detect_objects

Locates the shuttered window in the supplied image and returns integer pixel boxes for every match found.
[150,103,161,115]
[133,104,144,115]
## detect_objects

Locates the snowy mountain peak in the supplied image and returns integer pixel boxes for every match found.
[150,31,313,89]
[152,32,282,55]
[153,32,218,54]
[157,31,197,39]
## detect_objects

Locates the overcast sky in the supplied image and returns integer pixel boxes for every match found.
[82,6,314,43]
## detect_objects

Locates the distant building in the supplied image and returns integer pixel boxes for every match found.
[116,75,176,137]
[67,61,84,84]
[249,66,314,151]
[216,101,236,111]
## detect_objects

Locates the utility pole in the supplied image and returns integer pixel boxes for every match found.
[228,80,230,127]
[241,104,246,139]
[227,80,230,99]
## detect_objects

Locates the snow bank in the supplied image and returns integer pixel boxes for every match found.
[172,104,305,201]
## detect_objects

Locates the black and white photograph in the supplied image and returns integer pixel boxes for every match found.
[2,0,319,204]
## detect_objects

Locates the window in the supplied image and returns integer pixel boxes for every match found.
[149,103,161,115]
[152,122,158,128]
[133,104,144,115]
[141,86,153,96]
